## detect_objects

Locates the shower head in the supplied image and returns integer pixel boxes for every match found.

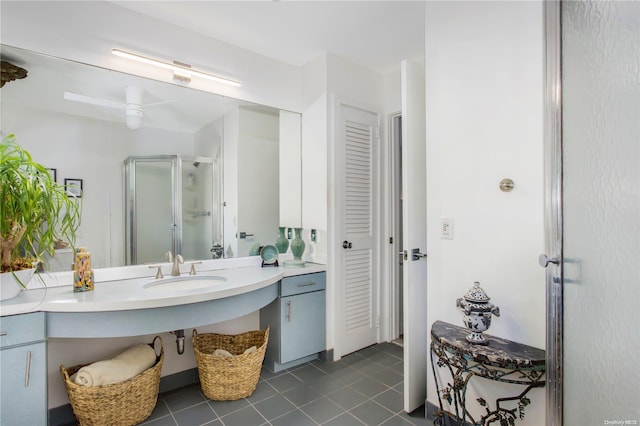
[193,162,200,167]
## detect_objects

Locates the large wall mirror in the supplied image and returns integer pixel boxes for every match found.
[0,45,302,269]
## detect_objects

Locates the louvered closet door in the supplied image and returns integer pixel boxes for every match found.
[339,104,380,356]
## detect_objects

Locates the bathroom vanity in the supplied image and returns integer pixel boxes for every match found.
[260,271,326,372]
[0,261,326,423]
[0,312,47,425]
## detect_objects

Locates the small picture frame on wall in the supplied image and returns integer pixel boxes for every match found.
[47,168,57,183]
[64,178,83,198]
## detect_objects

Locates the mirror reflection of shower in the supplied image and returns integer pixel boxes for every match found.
[124,155,220,265]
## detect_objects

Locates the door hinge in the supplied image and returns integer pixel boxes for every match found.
[389,237,393,244]
[375,316,380,328]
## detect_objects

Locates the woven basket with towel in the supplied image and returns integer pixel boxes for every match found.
[193,327,268,400]
[60,336,163,426]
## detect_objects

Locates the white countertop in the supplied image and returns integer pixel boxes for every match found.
[0,262,326,317]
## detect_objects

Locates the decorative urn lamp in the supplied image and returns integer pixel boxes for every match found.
[456,281,500,345]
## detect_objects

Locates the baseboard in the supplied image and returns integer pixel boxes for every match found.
[49,368,201,426]
[426,400,473,426]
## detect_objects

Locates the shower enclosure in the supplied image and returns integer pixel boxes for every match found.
[124,155,219,265]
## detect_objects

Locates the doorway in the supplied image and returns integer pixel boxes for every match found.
[389,112,404,345]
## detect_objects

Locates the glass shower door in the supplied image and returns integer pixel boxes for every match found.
[180,159,215,261]
[126,158,175,265]
[561,2,640,423]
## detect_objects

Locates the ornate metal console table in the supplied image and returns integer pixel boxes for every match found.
[430,320,545,426]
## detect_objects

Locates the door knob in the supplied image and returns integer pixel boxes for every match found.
[411,248,427,261]
[342,240,352,249]
[539,254,560,268]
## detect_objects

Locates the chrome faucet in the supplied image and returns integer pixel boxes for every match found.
[165,251,184,276]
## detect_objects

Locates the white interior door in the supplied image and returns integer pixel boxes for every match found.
[401,60,428,413]
[338,103,380,356]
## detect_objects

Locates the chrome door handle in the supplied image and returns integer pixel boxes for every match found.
[539,254,560,268]
[412,248,427,261]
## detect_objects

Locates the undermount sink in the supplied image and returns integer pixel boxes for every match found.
[143,275,228,291]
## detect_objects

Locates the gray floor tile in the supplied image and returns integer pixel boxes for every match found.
[267,372,303,392]
[350,377,390,398]
[163,384,207,412]
[389,361,404,375]
[309,373,349,394]
[143,343,433,426]
[373,389,404,414]
[314,359,352,375]
[380,414,417,425]
[172,401,217,426]
[143,400,171,422]
[141,415,178,426]
[350,358,387,375]
[322,412,365,426]
[253,394,297,421]
[356,345,381,358]
[290,364,328,382]
[369,351,404,367]
[282,383,323,407]
[326,386,369,410]
[219,405,267,426]
[270,408,317,426]
[300,396,346,424]
[208,398,249,418]
[340,352,366,365]
[372,368,404,387]
[349,400,395,425]
[246,380,278,403]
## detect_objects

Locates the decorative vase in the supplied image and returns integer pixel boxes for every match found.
[0,268,35,301]
[455,281,500,345]
[284,228,306,268]
[275,227,289,254]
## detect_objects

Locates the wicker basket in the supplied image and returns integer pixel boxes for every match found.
[60,336,164,426]
[192,327,269,400]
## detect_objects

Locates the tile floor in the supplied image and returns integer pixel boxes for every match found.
[141,342,433,426]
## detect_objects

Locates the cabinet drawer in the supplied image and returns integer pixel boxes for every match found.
[280,272,326,297]
[0,312,46,348]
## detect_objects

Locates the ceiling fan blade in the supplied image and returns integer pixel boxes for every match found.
[142,99,179,108]
[64,91,126,109]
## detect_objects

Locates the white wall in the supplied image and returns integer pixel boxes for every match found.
[425,2,545,424]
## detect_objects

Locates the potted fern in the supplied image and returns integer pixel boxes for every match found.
[0,133,81,300]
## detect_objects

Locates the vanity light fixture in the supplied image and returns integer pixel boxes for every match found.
[112,48,242,87]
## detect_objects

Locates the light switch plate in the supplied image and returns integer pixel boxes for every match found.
[441,218,454,239]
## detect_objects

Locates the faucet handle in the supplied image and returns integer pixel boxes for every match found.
[149,264,164,279]
[176,254,184,264]
[188,261,202,275]
[165,251,173,262]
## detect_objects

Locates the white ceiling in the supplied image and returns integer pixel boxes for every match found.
[109,1,426,74]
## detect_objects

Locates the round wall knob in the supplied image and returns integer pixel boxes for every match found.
[539,254,560,268]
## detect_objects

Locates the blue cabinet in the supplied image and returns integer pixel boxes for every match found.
[260,272,326,372]
[0,312,47,425]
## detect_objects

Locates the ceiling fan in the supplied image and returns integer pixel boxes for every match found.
[63,85,175,130]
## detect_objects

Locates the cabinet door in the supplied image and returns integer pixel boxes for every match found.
[0,342,47,426]
[280,291,326,363]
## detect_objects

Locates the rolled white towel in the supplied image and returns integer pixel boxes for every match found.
[243,346,257,355]
[73,344,156,387]
[212,349,234,358]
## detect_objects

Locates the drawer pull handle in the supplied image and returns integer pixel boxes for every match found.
[0,331,7,336]
[25,351,32,387]
[286,301,292,322]
[296,282,316,287]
